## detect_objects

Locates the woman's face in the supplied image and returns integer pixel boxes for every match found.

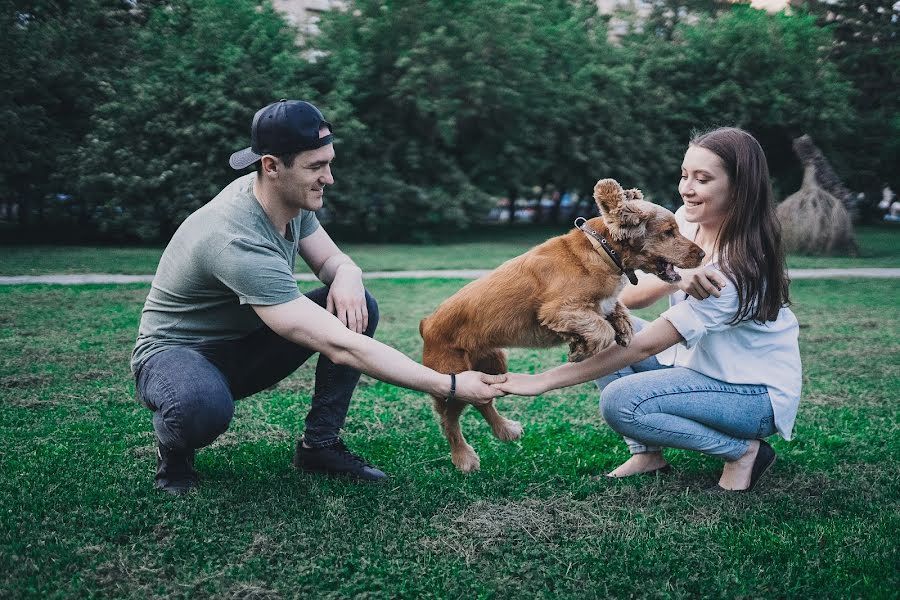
[679,145,732,229]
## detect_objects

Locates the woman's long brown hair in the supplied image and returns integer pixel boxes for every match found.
[690,127,790,323]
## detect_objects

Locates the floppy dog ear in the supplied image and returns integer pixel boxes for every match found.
[624,188,644,202]
[594,179,648,240]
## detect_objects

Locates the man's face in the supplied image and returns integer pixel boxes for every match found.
[276,126,335,212]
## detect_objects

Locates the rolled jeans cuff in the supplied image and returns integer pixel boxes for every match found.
[625,437,662,455]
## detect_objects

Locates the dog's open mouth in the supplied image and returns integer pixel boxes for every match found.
[656,259,680,283]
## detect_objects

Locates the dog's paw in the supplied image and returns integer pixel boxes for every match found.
[452,446,481,473]
[568,348,590,363]
[493,419,523,442]
[614,331,632,347]
[568,338,588,362]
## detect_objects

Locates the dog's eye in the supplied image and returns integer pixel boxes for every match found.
[666,229,677,237]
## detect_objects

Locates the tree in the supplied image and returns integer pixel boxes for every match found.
[308,0,611,239]
[76,0,314,241]
[0,0,152,234]
[623,6,856,203]
[800,0,899,216]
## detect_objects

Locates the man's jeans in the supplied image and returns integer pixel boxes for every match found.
[134,287,378,452]
[596,318,775,461]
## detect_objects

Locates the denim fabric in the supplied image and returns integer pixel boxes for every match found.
[595,317,775,461]
[134,287,379,451]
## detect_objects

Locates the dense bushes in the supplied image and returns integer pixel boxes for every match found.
[1,0,894,242]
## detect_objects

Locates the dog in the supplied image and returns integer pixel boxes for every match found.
[419,178,705,472]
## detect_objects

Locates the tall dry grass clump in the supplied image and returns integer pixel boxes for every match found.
[777,135,858,255]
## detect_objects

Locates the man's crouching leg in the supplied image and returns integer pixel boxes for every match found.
[293,288,387,481]
[135,348,234,495]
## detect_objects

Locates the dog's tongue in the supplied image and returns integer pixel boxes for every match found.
[666,263,680,282]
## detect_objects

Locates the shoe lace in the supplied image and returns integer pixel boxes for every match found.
[331,440,372,468]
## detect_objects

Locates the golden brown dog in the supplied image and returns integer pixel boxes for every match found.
[420,178,705,472]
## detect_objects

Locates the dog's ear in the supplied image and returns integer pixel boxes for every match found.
[624,188,644,202]
[594,179,648,239]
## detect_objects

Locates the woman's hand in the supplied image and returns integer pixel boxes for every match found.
[453,371,507,405]
[676,266,727,300]
[490,372,548,397]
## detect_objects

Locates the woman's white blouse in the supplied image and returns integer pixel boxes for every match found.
[654,208,803,440]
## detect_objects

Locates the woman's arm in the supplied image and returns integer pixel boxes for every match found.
[619,277,676,309]
[495,317,683,396]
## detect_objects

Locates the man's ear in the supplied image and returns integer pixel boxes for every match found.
[260,155,280,177]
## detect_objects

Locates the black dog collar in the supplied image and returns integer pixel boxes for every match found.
[574,217,638,285]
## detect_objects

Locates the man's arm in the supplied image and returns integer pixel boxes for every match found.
[297,227,368,333]
[252,296,505,403]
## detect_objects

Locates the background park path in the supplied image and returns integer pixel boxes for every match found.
[1,267,899,285]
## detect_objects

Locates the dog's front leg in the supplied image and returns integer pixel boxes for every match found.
[607,301,634,347]
[539,300,617,362]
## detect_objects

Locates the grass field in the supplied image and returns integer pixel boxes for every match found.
[0,277,898,598]
[1,224,897,275]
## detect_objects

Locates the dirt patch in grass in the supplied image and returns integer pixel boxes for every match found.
[420,494,657,564]
[224,582,282,600]
[0,373,52,388]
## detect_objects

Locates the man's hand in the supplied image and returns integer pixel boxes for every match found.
[453,372,507,405]
[676,266,727,300]
[326,264,368,333]
[491,373,547,397]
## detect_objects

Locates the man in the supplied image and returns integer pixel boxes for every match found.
[132,99,504,495]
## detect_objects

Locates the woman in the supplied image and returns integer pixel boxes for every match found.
[495,127,801,492]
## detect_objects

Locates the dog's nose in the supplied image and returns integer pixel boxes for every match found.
[698,249,706,259]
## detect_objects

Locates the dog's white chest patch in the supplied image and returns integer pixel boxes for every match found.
[598,276,627,316]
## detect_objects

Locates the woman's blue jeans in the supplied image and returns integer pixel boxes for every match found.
[134,287,379,452]
[596,318,775,461]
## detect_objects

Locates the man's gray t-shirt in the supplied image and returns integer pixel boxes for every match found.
[131,173,320,373]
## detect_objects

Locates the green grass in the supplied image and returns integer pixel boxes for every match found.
[1,224,897,275]
[0,278,897,598]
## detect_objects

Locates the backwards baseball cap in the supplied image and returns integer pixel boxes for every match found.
[229,99,333,170]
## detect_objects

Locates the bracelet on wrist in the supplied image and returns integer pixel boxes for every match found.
[446,373,456,404]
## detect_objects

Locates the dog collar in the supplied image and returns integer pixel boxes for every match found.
[574,217,638,285]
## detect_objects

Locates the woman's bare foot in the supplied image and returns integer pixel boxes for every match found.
[717,440,759,490]
[606,452,669,478]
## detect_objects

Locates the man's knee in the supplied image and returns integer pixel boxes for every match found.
[181,394,234,449]
[364,290,379,337]
[138,349,235,449]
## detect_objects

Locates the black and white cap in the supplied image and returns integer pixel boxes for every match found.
[229,99,333,170]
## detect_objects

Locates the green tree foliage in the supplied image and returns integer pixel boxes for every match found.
[0,0,152,230]
[624,6,855,202]
[307,0,616,239]
[802,0,899,204]
[1,0,868,241]
[76,0,313,240]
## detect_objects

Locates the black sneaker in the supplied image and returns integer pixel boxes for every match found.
[155,441,199,496]
[292,438,387,482]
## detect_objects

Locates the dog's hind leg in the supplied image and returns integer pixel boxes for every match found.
[432,396,481,473]
[424,345,481,472]
[471,350,523,442]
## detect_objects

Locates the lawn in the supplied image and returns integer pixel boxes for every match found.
[1,224,897,275]
[0,277,897,598]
